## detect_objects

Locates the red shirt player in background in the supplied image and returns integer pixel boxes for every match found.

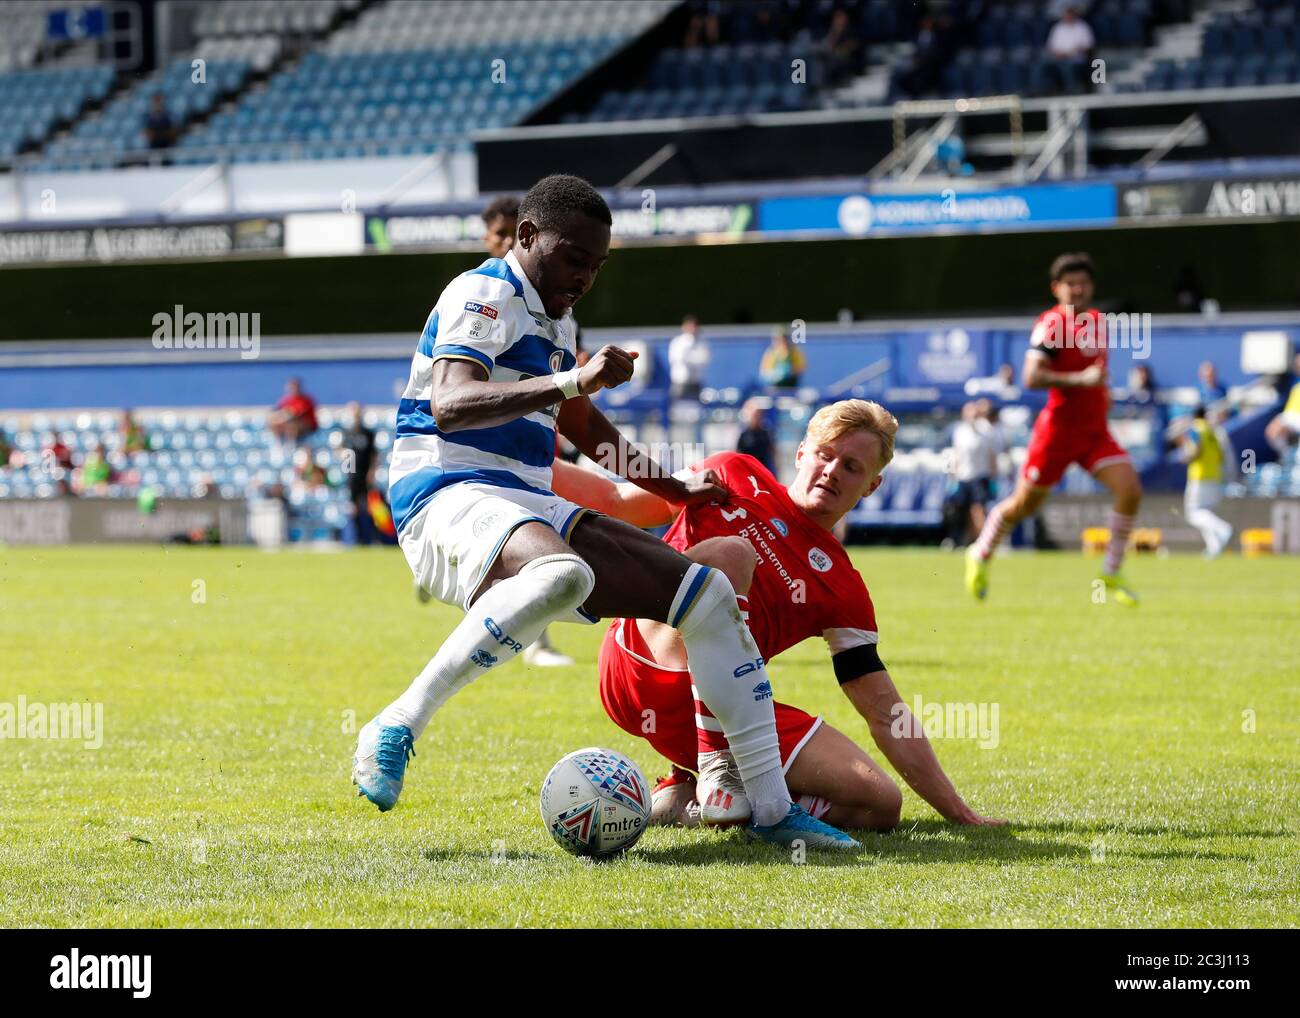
[965,252,1143,605]
[553,400,1002,830]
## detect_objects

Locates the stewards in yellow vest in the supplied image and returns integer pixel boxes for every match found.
[1180,406,1233,557]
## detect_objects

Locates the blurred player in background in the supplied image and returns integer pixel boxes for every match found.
[1179,405,1235,557]
[1264,351,1300,457]
[966,253,1143,604]
[354,174,857,849]
[480,194,518,259]
[945,398,1004,547]
[555,400,1003,830]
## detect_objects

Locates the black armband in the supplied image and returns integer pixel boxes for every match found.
[832,643,884,684]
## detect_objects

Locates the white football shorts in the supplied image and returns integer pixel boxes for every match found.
[400,480,601,618]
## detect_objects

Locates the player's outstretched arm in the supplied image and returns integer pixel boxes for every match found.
[841,668,1007,826]
[558,392,726,509]
[549,458,679,528]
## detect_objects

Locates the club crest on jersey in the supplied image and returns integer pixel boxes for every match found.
[549,349,565,372]
[769,517,789,537]
[808,547,833,573]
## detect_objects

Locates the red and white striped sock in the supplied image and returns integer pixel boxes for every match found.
[1104,510,1135,574]
[692,684,730,757]
[796,794,832,819]
[973,502,1014,561]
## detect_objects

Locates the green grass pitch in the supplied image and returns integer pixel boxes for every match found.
[1,544,1296,928]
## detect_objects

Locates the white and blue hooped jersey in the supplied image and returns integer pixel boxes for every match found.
[388,247,577,534]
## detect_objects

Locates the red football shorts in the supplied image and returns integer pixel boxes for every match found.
[1022,416,1130,489]
[597,618,820,774]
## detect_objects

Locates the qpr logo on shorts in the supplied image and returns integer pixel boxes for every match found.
[549,350,565,372]
[808,547,833,573]
[472,511,504,538]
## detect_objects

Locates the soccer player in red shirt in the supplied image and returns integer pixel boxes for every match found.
[965,252,1142,605]
[553,400,1002,829]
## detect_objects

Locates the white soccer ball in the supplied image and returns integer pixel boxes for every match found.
[540,747,651,858]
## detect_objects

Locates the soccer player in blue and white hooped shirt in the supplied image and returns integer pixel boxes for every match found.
[352,174,856,848]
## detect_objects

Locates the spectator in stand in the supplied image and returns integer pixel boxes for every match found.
[897,13,958,99]
[292,447,328,493]
[750,1,789,44]
[340,401,378,545]
[1046,6,1095,93]
[1197,361,1226,406]
[822,8,864,84]
[481,195,518,258]
[78,443,112,494]
[1125,363,1168,437]
[683,0,722,46]
[120,409,151,453]
[759,326,806,389]
[43,432,74,470]
[0,428,11,469]
[965,362,1021,401]
[668,314,710,401]
[143,94,177,151]
[1264,353,1300,458]
[269,377,318,446]
[736,398,776,472]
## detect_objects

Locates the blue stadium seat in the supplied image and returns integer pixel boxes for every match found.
[1117,13,1145,46]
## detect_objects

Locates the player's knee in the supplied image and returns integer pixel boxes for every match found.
[1115,477,1143,509]
[853,770,902,829]
[673,566,740,640]
[689,536,756,593]
[520,553,596,611]
[873,784,903,830]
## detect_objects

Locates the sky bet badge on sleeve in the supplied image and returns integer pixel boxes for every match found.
[463,300,499,339]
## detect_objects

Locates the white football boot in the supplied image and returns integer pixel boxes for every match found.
[696,750,751,826]
[650,767,700,828]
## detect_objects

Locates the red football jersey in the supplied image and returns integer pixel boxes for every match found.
[666,452,879,664]
[1029,305,1110,429]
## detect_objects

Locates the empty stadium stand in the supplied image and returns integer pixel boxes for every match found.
[0,65,115,160]
[178,0,674,163]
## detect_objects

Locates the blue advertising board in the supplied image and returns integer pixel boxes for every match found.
[759,182,1117,236]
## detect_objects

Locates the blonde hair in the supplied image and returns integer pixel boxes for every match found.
[805,399,898,469]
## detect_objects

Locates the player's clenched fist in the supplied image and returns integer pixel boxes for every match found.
[1078,363,1108,387]
[578,345,639,394]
